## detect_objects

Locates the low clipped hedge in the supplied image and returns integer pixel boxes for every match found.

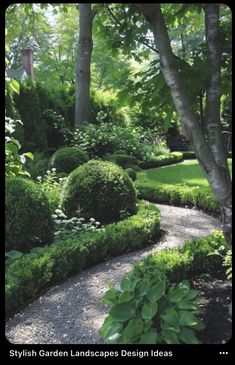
[5,177,54,252]
[135,183,219,215]
[132,231,228,284]
[5,201,161,317]
[182,151,196,159]
[49,147,89,174]
[139,152,183,169]
[125,168,137,181]
[106,154,139,169]
[62,160,137,224]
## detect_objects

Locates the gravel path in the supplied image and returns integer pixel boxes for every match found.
[5,204,222,344]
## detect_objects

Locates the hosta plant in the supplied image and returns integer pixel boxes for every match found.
[99,274,204,344]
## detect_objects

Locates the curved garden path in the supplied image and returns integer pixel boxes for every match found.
[5,204,222,344]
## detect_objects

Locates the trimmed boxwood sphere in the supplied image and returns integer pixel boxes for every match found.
[62,160,137,224]
[49,147,89,174]
[5,177,54,251]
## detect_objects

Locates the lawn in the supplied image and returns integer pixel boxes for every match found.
[136,159,232,195]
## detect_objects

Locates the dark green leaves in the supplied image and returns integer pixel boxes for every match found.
[109,302,136,322]
[141,302,158,320]
[147,280,166,301]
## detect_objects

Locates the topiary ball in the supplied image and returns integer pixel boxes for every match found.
[62,160,137,224]
[125,168,137,181]
[49,147,89,174]
[5,177,54,252]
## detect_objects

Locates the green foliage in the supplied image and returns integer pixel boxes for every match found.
[99,231,228,344]
[222,250,232,280]
[26,151,49,180]
[5,117,34,178]
[138,152,183,169]
[71,123,145,159]
[5,201,161,316]
[125,168,137,181]
[42,109,74,148]
[36,168,67,212]
[99,276,203,344]
[52,209,103,241]
[5,177,54,251]
[49,147,89,174]
[182,151,196,159]
[13,82,48,151]
[105,154,138,169]
[62,160,137,224]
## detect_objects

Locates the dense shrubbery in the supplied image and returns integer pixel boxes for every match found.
[135,183,219,215]
[166,133,191,152]
[71,123,145,159]
[125,168,137,181]
[5,201,161,316]
[49,147,89,174]
[182,151,196,159]
[105,154,139,169]
[99,231,228,344]
[138,152,183,169]
[62,160,137,224]
[5,177,54,251]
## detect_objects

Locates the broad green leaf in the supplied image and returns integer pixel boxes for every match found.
[146,281,166,302]
[123,318,144,341]
[141,302,158,320]
[160,320,180,333]
[99,316,118,338]
[179,310,199,326]
[160,307,179,327]
[119,291,133,303]
[101,288,119,305]
[139,330,158,344]
[161,330,180,344]
[179,327,199,344]
[143,319,153,333]
[176,300,197,310]
[120,277,130,291]
[6,250,23,260]
[6,142,18,155]
[10,79,20,94]
[109,302,136,322]
[190,319,205,332]
[23,152,34,160]
[135,279,150,297]
[184,289,199,300]
[167,286,189,302]
[105,322,123,343]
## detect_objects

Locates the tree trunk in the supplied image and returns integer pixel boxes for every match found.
[134,3,232,246]
[75,4,94,128]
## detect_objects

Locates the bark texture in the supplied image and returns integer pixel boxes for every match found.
[134,3,232,245]
[75,4,94,128]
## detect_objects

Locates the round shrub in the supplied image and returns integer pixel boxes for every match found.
[62,160,137,224]
[49,147,89,174]
[107,154,138,169]
[125,168,137,181]
[5,177,54,251]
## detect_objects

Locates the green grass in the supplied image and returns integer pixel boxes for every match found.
[136,159,232,194]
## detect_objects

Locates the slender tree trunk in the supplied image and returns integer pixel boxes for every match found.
[75,4,94,128]
[134,3,232,246]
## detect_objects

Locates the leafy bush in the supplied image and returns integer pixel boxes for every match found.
[5,117,34,178]
[62,160,137,224]
[182,151,196,159]
[26,151,49,180]
[99,277,204,344]
[105,154,138,169]
[125,168,137,181]
[36,168,67,212]
[135,183,219,215]
[138,152,183,169]
[42,109,73,149]
[5,177,54,251]
[166,133,191,152]
[71,123,145,159]
[13,82,48,151]
[99,231,228,344]
[49,147,89,174]
[5,201,161,316]
[52,209,102,241]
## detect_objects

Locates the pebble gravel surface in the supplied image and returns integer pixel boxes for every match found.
[5,204,222,344]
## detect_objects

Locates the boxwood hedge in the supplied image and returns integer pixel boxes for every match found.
[5,201,161,317]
